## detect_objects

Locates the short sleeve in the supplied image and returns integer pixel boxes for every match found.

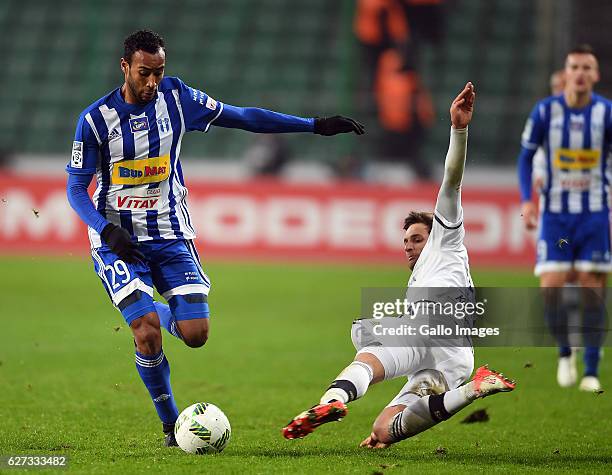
[521,102,547,150]
[66,112,99,175]
[177,78,224,132]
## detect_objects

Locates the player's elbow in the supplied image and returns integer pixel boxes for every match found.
[440,177,461,196]
[66,184,77,209]
[444,165,463,185]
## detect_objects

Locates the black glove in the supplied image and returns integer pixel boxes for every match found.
[101,223,145,263]
[314,116,365,136]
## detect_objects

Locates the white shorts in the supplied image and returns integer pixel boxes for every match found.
[352,318,474,408]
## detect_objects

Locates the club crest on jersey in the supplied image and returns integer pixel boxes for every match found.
[569,114,584,132]
[129,117,149,133]
[157,117,171,133]
[112,155,170,185]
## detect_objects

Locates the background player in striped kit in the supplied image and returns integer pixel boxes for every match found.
[66,29,364,446]
[518,44,611,391]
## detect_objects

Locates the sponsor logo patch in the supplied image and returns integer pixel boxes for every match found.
[129,117,149,133]
[71,141,83,168]
[116,187,161,210]
[112,155,170,185]
[206,96,217,111]
[553,148,600,170]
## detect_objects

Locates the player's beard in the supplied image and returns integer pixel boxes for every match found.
[126,76,151,105]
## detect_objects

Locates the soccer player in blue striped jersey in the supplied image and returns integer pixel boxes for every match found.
[66,29,364,446]
[518,44,610,392]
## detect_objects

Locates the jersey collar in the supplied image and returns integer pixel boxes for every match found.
[109,87,156,114]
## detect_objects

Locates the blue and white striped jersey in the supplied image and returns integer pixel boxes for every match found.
[67,77,224,248]
[521,93,612,214]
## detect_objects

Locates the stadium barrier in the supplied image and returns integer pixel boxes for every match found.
[0,173,535,266]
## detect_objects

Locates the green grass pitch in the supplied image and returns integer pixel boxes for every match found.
[0,256,610,474]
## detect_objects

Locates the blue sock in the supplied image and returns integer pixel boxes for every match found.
[583,300,605,377]
[584,347,601,377]
[154,301,183,340]
[543,295,570,351]
[135,349,179,425]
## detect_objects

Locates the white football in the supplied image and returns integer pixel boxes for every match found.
[174,402,231,454]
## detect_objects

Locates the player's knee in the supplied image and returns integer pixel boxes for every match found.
[577,271,606,289]
[183,329,208,348]
[407,369,449,397]
[178,319,209,348]
[130,313,162,353]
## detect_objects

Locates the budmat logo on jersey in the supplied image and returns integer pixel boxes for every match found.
[129,117,149,133]
[112,155,170,185]
[116,187,161,210]
[553,148,600,170]
[71,141,83,168]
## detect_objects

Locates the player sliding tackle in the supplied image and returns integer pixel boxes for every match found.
[283,83,516,447]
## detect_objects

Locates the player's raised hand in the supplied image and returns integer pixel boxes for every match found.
[314,116,365,136]
[450,82,475,129]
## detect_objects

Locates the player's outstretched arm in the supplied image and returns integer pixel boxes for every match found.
[436,82,475,223]
[214,104,364,136]
[314,116,365,136]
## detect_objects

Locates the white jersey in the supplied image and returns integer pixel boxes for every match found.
[351,127,475,395]
[407,127,474,292]
[407,207,473,290]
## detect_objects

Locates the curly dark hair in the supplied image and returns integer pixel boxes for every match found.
[123,29,165,64]
[403,211,433,233]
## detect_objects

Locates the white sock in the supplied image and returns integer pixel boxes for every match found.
[390,396,436,440]
[320,361,374,404]
[390,386,476,441]
[442,383,476,413]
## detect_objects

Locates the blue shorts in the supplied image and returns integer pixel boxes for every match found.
[535,211,612,276]
[91,239,211,325]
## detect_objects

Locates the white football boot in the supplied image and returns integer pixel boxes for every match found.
[579,376,601,392]
[557,352,577,387]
